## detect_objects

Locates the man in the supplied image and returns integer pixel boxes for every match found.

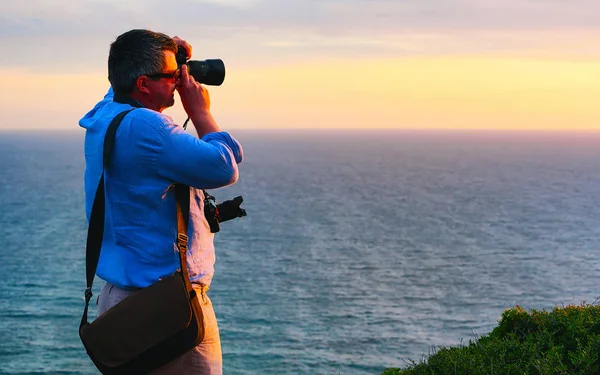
[80,29,243,374]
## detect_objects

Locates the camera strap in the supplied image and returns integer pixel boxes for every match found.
[81,108,191,329]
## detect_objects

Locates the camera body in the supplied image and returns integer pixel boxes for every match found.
[176,48,225,86]
[203,191,247,233]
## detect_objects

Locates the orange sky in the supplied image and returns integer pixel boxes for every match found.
[2,54,599,131]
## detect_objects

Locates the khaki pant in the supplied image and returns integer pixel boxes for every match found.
[98,282,223,375]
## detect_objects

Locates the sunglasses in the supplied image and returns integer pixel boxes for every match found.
[146,68,180,82]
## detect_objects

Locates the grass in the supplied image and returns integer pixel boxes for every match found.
[383,304,600,375]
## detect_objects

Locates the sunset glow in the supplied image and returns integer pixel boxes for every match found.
[3,55,599,131]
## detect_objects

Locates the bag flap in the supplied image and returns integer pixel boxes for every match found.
[80,274,193,368]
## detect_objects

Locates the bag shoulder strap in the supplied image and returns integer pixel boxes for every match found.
[174,184,192,291]
[80,108,192,328]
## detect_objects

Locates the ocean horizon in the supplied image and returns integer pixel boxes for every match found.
[1,129,600,374]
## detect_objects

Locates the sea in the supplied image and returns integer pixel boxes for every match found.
[1,129,600,375]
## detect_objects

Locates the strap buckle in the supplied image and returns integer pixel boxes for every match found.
[177,233,188,252]
[177,233,188,243]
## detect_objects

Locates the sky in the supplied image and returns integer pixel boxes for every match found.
[0,0,599,131]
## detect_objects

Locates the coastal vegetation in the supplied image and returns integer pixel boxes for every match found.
[383,304,600,375]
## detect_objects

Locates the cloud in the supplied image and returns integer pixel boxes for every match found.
[191,0,262,9]
[2,0,600,39]
[0,0,599,72]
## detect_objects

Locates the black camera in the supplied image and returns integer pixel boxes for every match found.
[203,191,247,233]
[176,48,225,86]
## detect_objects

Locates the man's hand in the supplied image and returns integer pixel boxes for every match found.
[172,36,192,59]
[172,35,220,136]
[177,64,210,113]
[177,64,220,136]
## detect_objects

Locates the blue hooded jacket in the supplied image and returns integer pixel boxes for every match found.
[79,88,243,289]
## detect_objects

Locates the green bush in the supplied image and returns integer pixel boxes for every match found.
[383,304,600,375]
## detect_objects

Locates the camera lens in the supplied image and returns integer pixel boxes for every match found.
[187,59,225,86]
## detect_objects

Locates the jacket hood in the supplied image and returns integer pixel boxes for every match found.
[79,89,116,131]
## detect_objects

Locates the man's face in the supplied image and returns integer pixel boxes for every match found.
[146,50,179,112]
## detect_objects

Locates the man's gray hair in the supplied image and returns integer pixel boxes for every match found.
[108,29,178,95]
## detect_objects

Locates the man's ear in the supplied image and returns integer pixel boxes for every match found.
[136,76,151,94]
